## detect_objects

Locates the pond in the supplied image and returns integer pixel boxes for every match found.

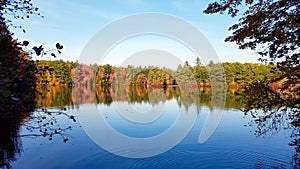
[1,86,297,169]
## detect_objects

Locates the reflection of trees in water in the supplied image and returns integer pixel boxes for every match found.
[36,86,74,109]
[95,86,113,105]
[43,85,246,110]
[242,81,300,167]
[127,85,149,103]
[178,87,200,111]
[57,85,243,116]
[0,112,24,169]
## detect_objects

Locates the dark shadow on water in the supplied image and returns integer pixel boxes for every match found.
[0,112,24,169]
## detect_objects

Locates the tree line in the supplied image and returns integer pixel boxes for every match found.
[34,59,283,89]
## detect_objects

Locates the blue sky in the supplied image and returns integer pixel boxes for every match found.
[11,0,260,65]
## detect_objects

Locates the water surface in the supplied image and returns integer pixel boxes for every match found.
[1,86,296,169]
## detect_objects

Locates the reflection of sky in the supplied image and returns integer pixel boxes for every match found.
[104,99,179,138]
[12,102,295,169]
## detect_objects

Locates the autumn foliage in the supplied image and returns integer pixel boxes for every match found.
[0,28,36,112]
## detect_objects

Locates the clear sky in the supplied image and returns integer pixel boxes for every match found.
[11,0,260,66]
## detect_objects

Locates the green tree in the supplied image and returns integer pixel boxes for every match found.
[184,61,189,67]
[195,57,201,66]
[96,64,114,86]
[208,60,214,66]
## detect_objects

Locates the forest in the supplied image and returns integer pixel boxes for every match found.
[34,59,283,90]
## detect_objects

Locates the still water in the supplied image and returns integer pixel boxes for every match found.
[2,86,297,168]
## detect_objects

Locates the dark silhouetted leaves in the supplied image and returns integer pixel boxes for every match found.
[56,43,63,50]
[23,40,29,46]
[32,45,44,56]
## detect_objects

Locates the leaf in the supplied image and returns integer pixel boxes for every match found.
[23,40,29,46]
[32,45,44,56]
[51,53,56,58]
[56,43,63,50]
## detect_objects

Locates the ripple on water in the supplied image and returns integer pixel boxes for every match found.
[133,144,291,169]
[67,143,292,169]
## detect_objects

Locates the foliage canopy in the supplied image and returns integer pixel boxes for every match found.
[204,0,299,68]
